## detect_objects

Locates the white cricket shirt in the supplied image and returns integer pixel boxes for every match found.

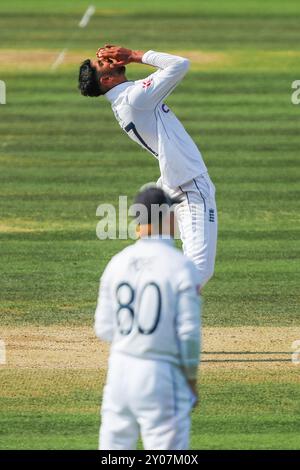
[95,237,201,379]
[105,50,208,189]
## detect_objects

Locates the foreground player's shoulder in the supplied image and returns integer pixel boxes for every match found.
[164,242,189,264]
[101,244,135,279]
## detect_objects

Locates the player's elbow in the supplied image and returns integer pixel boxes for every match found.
[180,57,190,72]
[179,326,200,344]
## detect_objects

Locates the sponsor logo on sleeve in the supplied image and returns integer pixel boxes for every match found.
[142,78,153,90]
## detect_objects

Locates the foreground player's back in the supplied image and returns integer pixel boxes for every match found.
[95,236,200,366]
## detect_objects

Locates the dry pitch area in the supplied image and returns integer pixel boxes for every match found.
[2,326,299,371]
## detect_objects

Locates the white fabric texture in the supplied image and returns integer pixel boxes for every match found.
[95,238,201,450]
[99,353,195,450]
[95,238,200,369]
[158,173,218,288]
[105,50,208,188]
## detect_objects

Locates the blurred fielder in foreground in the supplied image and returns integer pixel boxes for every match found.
[79,46,217,290]
[95,186,201,450]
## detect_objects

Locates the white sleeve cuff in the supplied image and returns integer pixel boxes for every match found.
[142,50,156,65]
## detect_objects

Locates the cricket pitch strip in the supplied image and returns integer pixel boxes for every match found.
[1,326,299,371]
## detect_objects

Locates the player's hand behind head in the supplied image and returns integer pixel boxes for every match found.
[96,45,133,68]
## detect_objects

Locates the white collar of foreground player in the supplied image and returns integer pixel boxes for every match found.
[139,235,175,246]
[105,81,134,103]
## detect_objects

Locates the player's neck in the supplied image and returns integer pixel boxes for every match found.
[107,76,128,91]
[138,225,174,239]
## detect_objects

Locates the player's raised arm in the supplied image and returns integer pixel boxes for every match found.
[129,50,190,109]
[94,263,114,342]
[97,44,144,67]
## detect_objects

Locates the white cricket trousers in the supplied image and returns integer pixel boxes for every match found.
[158,172,218,288]
[99,353,195,450]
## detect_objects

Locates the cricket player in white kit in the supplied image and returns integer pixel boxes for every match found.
[95,186,201,450]
[79,46,217,289]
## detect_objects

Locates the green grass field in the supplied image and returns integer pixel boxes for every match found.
[0,0,300,450]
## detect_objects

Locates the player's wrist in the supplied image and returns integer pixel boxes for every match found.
[130,50,144,63]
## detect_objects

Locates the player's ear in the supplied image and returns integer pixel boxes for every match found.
[99,75,110,86]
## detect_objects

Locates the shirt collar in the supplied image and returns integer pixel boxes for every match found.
[105,81,133,103]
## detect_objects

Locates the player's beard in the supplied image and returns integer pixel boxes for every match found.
[113,65,126,75]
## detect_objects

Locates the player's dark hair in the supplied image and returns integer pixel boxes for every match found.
[78,59,104,97]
